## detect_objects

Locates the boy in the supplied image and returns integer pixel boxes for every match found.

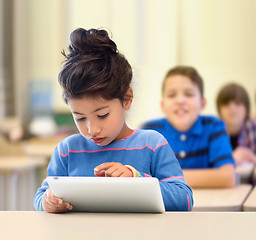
[142,66,236,188]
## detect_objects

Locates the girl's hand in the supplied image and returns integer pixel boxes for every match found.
[94,162,133,177]
[43,188,73,213]
[233,146,256,165]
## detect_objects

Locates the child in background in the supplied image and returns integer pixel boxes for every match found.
[252,91,256,120]
[216,83,256,165]
[33,28,193,212]
[142,66,236,188]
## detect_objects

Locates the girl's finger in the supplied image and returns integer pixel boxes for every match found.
[94,170,106,177]
[94,162,114,172]
[120,171,132,177]
[109,168,123,177]
[105,166,119,177]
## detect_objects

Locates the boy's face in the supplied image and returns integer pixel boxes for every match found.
[161,74,205,132]
[68,94,132,146]
[219,101,247,133]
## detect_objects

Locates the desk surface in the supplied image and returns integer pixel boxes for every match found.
[243,186,256,211]
[0,211,255,240]
[192,184,252,211]
[236,162,254,183]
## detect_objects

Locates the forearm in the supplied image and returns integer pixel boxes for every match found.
[137,170,193,211]
[160,180,193,211]
[33,190,45,211]
[183,164,236,188]
[33,181,49,211]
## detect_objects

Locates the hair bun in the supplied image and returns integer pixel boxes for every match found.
[69,28,117,56]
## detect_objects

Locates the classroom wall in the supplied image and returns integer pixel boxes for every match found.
[177,0,256,117]
[63,0,179,128]
[13,0,256,129]
[0,0,4,117]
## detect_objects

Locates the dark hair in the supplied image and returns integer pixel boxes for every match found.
[58,28,133,103]
[216,83,250,119]
[162,66,204,97]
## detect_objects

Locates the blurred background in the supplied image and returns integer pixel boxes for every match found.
[1,0,256,131]
[0,0,256,210]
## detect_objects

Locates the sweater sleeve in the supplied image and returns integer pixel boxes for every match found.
[33,143,68,211]
[138,139,193,211]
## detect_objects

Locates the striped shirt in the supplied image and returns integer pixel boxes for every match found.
[33,129,193,211]
[141,116,236,169]
[238,119,256,153]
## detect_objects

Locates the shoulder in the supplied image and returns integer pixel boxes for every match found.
[57,134,88,150]
[141,118,166,130]
[200,115,223,125]
[200,115,226,131]
[137,128,165,138]
[244,119,256,128]
[60,133,84,144]
[197,116,230,145]
[135,129,168,148]
[241,119,256,135]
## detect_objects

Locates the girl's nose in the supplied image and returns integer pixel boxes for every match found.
[87,121,101,136]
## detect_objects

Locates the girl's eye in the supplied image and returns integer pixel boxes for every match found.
[75,117,86,122]
[98,113,109,119]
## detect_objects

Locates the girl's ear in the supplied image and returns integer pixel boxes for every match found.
[123,88,133,110]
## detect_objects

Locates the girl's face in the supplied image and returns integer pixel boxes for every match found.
[68,93,133,146]
[161,75,206,132]
[219,101,247,134]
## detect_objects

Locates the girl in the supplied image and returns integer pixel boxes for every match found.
[216,83,256,165]
[33,28,193,212]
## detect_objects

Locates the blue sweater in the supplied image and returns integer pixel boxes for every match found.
[34,129,193,211]
[142,116,236,169]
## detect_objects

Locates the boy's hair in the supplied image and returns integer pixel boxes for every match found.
[162,66,204,97]
[216,83,250,119]
[58,28,133,103]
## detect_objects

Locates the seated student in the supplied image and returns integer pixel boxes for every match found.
[142,66,236,188]
[33,28,193,213]
[216,83,256,165]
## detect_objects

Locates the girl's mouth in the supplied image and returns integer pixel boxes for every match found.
[92,137,106,144]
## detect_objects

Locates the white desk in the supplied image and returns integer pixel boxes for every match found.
[0,211,255,240]
[0,157,47,210]
[243,186,256,211]
[192,184,252,211]
[235,162,254,183]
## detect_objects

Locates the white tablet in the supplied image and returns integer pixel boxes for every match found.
[46,176,165,213]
